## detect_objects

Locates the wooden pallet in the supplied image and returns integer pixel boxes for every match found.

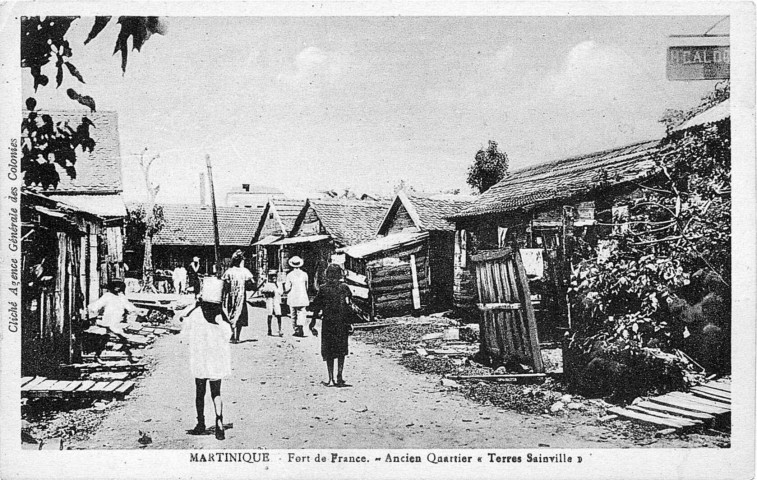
[21,376,136,399]
[608,378,731,431]
[58,361,147,375]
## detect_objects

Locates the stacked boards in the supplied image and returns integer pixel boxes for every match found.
[608,378,731,430]
[21,376,136,399]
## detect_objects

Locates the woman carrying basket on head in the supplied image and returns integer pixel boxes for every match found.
[181,277,232,440]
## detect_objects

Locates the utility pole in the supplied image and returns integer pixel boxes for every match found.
[205,154,221,277]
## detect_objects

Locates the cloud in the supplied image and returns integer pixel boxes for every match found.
[278,46,343,88]
[542,40,656,106]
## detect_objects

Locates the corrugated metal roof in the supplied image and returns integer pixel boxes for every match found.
[47,194,126,218]
[25,110,123,193]
[128,203,262,246]
[451,139,662,219]
[339,231,429,259]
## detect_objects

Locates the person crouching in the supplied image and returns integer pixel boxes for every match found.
[181,277,232,440]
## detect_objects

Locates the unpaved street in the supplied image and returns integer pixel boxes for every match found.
[71,307,689,449]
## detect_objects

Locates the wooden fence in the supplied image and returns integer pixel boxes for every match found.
[471,248,543,372]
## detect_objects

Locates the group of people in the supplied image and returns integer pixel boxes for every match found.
[170,257,203,294]
[86,249,356,441]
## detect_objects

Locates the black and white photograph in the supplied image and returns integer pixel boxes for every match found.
[0,2,754,479]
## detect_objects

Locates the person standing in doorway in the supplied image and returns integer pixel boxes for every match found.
[309,263,353,387]
[260,269,284,336]
[285,256,309,337]
[221,250,255,343]
[181,277,231,440]
[187,256,202,295]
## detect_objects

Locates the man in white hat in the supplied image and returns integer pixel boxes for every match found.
[285,256,309,336]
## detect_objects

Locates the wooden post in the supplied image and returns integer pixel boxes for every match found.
[410,254,421,310]
[205,154,221,278]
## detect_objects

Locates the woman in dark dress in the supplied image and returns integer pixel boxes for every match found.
[309,264,353,387]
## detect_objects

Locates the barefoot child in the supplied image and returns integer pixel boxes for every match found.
[87,279,138,363]
[260,270,284,336]
[181,277,232,440]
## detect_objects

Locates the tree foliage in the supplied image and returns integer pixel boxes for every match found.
[21,16,165,188]
[124,204,165,253]
[570,89,730,357]
[467,140,509,194]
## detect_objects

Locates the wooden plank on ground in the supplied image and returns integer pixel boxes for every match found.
[115,381,136,394]
[608,407,684,429]
[89,381,112,393]
[88,372,130,381]
[702,382,730,393]
[689,390,731,404]
[668,391,730,408]
[21,377,48,391]
[20,377,35,388]
[636,401,715,422]
[32,380,60,391]
[101,381,123,392]
[49,380,72,391]
[693,384,731,397]
[75,380,96,392]
[691,386,731,401]
[626,405,701,427]
[62,381,83,392]
[650,395,729,415]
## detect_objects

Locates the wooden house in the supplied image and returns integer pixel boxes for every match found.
[251,198,307,278]
[449,139,663,340]
[276,199,389,294]
[134,203,262,274]
[30,110,129,293]
[339,192,472,315]
[21,191,112,375]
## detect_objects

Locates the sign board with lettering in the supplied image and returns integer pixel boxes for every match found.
[667,36,729,81]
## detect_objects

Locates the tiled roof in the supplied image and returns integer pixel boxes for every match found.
[405,194,473,231]
[272,198,307,232]
[309,199,391,247]
[451,140,662,219]
[128,203,262,246]
[26,110,123,194]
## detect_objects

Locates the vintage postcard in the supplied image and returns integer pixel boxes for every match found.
[0,1,754,479]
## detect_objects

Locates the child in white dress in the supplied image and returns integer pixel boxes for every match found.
[182,277,231,440]
[260,270,284,336]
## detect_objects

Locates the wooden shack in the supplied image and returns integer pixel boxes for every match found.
[339,192,472,315]
[21,192,111,375]
[278,199,389,296]
[449,139,663,341]
[251,198,306,278]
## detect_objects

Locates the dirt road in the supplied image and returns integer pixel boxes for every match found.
[70,307,693,449]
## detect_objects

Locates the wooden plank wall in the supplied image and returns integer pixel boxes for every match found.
[366,241,430,314]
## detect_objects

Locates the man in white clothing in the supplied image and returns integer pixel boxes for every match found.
[285,256,310,337]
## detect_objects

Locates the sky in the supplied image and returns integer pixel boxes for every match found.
[23,15,729,204]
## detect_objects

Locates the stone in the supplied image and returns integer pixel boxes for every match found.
[560,394,573,403]
[441,378,460,389]
[550,401,565,413]
[567,402,583,410]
